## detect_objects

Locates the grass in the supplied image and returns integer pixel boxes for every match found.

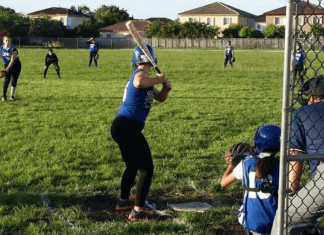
[0,47,307,234]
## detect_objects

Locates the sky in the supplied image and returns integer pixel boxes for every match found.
[1,0,318,20]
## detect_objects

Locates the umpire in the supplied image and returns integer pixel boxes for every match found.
[86,37,99,67]
[44,49,61,79]
[271,76,324,234]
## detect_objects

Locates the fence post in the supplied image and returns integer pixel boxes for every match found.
[77,38,78,49]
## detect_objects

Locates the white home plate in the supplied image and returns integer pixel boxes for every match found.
[169,202,213,213]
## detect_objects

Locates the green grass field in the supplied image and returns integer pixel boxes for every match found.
[0,48,303,234]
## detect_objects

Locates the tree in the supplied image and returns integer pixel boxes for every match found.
[145,20,166,38]
[29,15,67,37]
[222,23,244,38]
[310,23,324,38]
[263,23,284,38]
[78,19,98,37]
[0,6,30,37]
[93,5,132,28]
[238,26,252,38]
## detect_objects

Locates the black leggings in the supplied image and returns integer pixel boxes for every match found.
[3,61,21,97]
[89,51,97,67]
[224,54,233,67]
[110,116,154,207]
[44,60,60,78]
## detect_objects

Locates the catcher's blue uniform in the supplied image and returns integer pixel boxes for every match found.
[234,154,279,235]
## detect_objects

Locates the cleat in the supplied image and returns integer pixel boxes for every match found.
[10,96,15,101]
[2,97,7,101]
[115,199,134,211]
[128,209,160,221]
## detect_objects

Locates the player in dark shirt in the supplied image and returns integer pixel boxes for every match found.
[44,49,60,79]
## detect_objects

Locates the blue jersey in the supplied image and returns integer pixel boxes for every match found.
[290,102,324,175]
[117,69,154,123]
[89,42,98,52]
[225,45,233,56]
[1,45,19,65]
[237,154,279,234]
[293,50,305,65]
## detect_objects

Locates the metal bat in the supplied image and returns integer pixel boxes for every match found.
[125,21,161,74]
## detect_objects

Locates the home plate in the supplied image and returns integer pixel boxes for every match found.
[169,202,213,213]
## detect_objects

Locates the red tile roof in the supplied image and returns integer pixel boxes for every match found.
[264,1,324,15]
[178,2,255,18]
[98,20,151,33]
[28,7,90,17]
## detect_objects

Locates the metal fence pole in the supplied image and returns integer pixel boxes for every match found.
[277,0,294,234]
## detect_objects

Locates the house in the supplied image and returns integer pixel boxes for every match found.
[178,2,256,31]
[98,18,173,38]
[255,15,266,32]
[27,7,90,29]
[261,1,324,33]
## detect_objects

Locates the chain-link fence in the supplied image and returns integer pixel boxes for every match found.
[9,36,300,50]
[277,0,324,234]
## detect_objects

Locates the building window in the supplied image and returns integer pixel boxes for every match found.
[298,16,304,25]
[67,18,72,27]
[313,16,323,24]
[207,17,215,25]
[275,17,286,25]
[189,17,200,23]
[223,17,232,25]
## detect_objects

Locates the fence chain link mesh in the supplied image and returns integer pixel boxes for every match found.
[285,0,324,234]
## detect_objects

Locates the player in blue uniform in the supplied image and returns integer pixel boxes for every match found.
[110,44,171,221]
[0,36,21,101]
[44,49,61,79]
[222,124,281,235]
[86,37,99,67]
[224,40,234,68]
[291,42,306,87]
[271,76,324,235]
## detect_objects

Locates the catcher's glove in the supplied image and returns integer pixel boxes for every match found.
[223,142,251,166]
[0,70,8,78]
[95,54,99,60]
[231,57,235,63]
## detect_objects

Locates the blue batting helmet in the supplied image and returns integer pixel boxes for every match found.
[254,124,281,153]
[132,44,157,69]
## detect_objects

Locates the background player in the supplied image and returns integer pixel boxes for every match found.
[0,36,21,101]
[110,44,171,221]
[291,42,306,87]
[44,48,61,79]
[222,124,281,235]
[86,37,99,67]
[224,40,234,68]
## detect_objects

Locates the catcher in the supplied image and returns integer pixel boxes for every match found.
[221,125,281,235]
[44,49,61,79]
[0,36,21,101]
[86,37,99,67]
[291,42,306,87]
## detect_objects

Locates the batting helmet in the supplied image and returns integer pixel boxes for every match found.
[132,44,157,69]
[231,57,235,63]
[254,124,281,153]
[297,75,324,105]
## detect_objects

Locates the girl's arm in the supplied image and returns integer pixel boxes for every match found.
[133,71,166,89]
[153,80,171,102]
[5,50,17,72]
[221,163,238,188]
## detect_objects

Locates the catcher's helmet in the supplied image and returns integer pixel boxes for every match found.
[231,57,235,63]
[254,124,281,153]
[132,44,157,69]
[297,76,324,105]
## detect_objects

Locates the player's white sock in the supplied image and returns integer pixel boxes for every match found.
[11,86,16,97]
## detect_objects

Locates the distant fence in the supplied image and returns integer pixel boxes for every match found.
[10,37,324,51]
